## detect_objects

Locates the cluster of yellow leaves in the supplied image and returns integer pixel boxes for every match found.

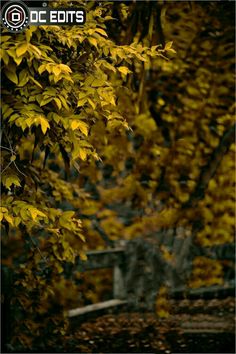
[155,286,170,318]
[189,257,224,288]
[0,198,46,227]
[73,4,235,315]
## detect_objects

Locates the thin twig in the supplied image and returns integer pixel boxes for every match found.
[4,131,13,151]
[29,234,48,263]
[1,160,13,174]
[0,145,14,153]
[13,161,27,177]
[1,131,27,177]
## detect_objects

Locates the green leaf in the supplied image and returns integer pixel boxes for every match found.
[5,69,18,84]
[3,106,14,119]
[0,49,9,65]
[30,76,43,88]
[18,69,29,87]
[1,36,11,42]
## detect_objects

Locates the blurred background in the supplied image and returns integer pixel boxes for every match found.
[1,0,235,352]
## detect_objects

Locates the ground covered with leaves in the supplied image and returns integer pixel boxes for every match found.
[27,297,234,353]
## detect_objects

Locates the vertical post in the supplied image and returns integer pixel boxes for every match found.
[113,264,126,299]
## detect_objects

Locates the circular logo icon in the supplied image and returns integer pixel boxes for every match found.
[1,1,29,32]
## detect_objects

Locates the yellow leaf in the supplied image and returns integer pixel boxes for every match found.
[59,96,70,110]
[25,26,37,42]
[165,41,173,50]
[77,98,88,107]
[178,193,189,203]
[13,56,23,66]
[39,116,50,134]
[0,212,3,222]
[164,41,176,53]
[91,78,105,87]
[71,120,89,135]
[36,210,47,218]
[62,211,75,218]
[88,37,97,48]
[95,28,108,37]
[54,97,62,109]
[4,214,14,226]
[78,233,86,242]
[29,208,39,220]
[52,66,61,76]
[59,64,72,73]
[0,207,8,213]
[16,43,28,57]
[29,207,47,220]
[79,252,87,261]
[71,120,80,130]
[38,64,46,75]
[87,98,96,110]
[59,217,71,230]
[118,66,132,75]
[4,176,21,189]
[14,217,21,226]
[156,308,170,318]
[79,149,87,161]
[28,43,41,57]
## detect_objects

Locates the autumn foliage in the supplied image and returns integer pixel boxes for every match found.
[1,1,235,351]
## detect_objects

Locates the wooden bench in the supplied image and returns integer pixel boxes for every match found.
[68,241,235,318]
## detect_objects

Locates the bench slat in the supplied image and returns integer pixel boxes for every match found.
[68,299,127,317]
[76,247,126,271]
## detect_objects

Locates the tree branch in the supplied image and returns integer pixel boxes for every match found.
[183,123,235,209]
